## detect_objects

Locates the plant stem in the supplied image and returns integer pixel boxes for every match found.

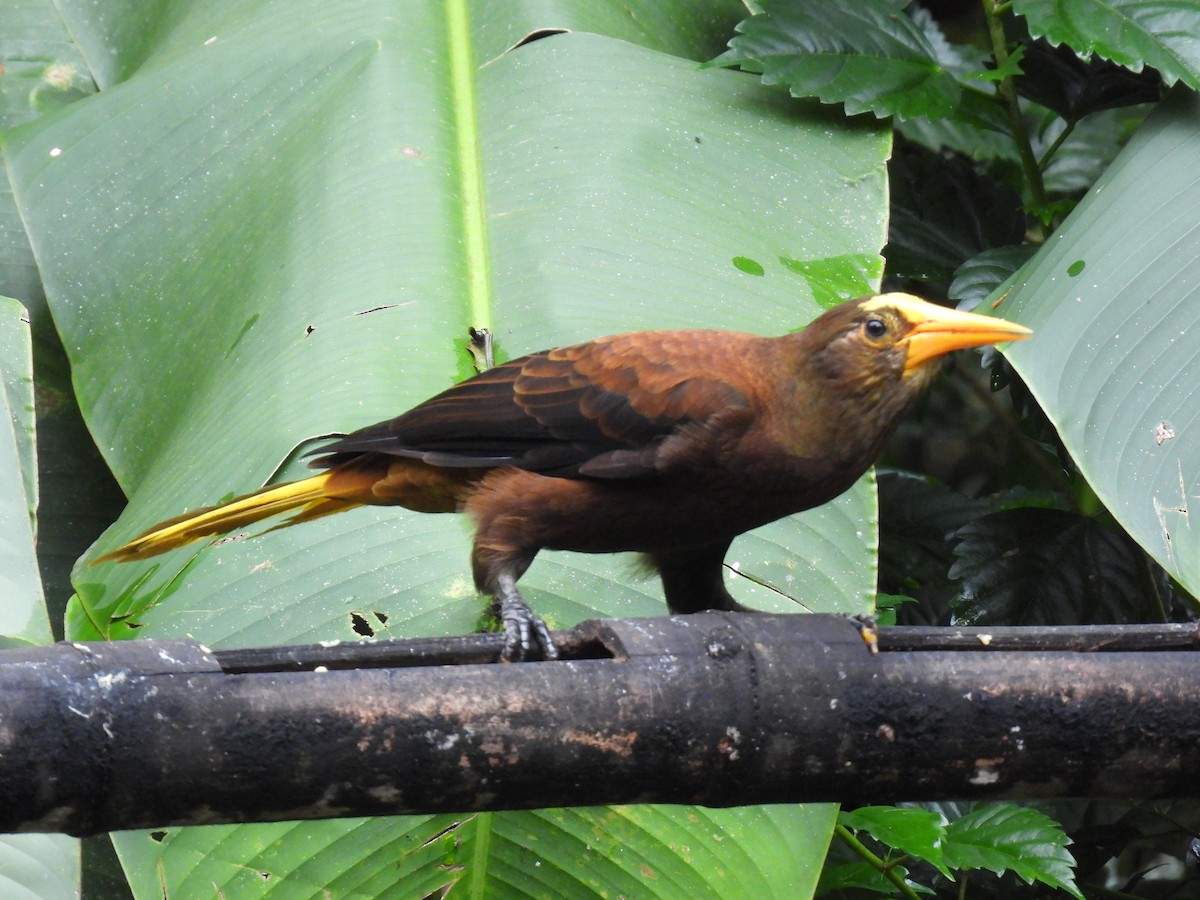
[1037,119,1077,172]
[981,0,1046,216]
[834,824,923,900]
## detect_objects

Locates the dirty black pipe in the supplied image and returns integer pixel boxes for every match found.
[2,613,1198,836]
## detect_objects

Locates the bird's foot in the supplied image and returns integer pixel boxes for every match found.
[852,614,880,655]
[496,575,558,662]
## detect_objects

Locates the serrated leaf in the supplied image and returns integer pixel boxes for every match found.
[876,472,991,612]
[711,0,968,120]
[976,44,1028,83]
[950,246,1039,310]
[909,4,991,78]
[943,803,1083,899]
[949,507,1168,625]
[894,102,1016,162]
[1014,0,1200,91]
[840,806,951,878]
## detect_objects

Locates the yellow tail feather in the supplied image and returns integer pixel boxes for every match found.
[93,472,350,564]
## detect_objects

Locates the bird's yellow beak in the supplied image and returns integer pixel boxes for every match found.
[865,293,1033,372]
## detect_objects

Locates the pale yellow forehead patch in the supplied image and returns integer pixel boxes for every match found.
[859,293,940,321]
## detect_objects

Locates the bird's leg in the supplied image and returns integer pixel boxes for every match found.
[470,499,558,661]
[494,572,558,662]
[650,539,748,615]
[852,614,880,654]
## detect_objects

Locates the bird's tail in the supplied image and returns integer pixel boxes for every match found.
[92,472,359,564]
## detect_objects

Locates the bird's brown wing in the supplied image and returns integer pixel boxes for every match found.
[312,331,752,478]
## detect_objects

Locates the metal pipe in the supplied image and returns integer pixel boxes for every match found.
[2,614,1198,835]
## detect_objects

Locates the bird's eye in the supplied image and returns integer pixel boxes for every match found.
[864,318,889,339]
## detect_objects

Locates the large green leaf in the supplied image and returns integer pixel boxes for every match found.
[8,5,890,641]
[1001,88,1200,599]
[6,0,889,895]
[120,806,832,899]
[0,295,48,646]
[0,295,77,900]
[0,5,85,857]
[1,0,123,635]
[0,0,95,308]
[0,834,80,900]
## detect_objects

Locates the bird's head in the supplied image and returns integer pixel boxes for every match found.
[808,292,1032,400]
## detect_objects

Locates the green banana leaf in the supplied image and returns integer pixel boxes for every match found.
[0,295,77,898]
[4,0,895,895]
[0,296,46,646]
[1001,88,1200,601]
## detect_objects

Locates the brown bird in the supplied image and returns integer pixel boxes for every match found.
[95,293,1030,659]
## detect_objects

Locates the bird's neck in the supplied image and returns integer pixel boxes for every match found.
[774,333,937,470]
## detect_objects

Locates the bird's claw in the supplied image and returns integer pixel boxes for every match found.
[852,614,880,655]
[497,583,558,662]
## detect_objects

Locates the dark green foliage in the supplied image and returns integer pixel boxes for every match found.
[824,803,1083,898]
[883,142,1024,288]
[950,507,1174,626]
[948,246,1038,312]
[877,470,990,624]
[1015,39,1163,123]
[710,0,976,120]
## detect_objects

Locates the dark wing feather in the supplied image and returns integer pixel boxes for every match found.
[312,330,753,478]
